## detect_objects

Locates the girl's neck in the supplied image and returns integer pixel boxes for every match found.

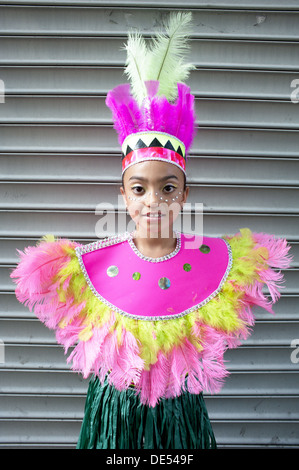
[132,229,177,259]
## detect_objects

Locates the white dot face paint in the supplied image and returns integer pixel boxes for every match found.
[120,160,189,239]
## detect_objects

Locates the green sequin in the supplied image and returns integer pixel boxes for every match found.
[199,244,210,254]
[132,272,141,281]
[183,263,192,272]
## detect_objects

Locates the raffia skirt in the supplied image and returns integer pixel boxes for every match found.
[76,375,217,449]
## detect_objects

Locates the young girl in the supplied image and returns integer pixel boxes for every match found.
[10,12,293,449]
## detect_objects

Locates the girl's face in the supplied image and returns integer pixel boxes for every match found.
[120,160,189,237]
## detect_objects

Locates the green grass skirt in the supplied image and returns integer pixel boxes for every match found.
[77,375,217,449]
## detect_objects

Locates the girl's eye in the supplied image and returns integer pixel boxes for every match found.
[163,185,176,193]
[131,184,177,195]
[132,186,144,194]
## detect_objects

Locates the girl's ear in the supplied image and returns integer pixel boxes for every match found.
[120,186,127,209]
[182,186,189,204]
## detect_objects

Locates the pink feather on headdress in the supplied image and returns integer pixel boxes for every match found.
[106,81,197,155]
[105,83,143,145]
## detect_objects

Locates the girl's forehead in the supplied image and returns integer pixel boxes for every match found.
[123,161,184,183]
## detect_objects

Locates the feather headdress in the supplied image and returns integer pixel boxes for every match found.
[105,11,197,175]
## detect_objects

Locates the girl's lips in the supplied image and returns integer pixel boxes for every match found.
[143,212,164,218]
[142,212,165,221]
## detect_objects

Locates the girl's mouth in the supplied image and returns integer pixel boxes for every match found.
[143,212,164,220]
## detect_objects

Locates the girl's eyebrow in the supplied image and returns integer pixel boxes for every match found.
[128,175,179,182]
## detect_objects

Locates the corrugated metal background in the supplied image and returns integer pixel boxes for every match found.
[0,1,298,449]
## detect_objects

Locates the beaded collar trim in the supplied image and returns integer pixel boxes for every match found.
[127,230,181,263]
[75,231,181,262]
[75,233,233,321]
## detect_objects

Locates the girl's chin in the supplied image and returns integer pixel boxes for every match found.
[136,219,174,236]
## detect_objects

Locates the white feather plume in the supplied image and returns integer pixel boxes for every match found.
[123,30,149,106]
[123,12,195,105]
[147,12,195,101]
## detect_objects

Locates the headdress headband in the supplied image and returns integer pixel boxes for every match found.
[105,12,197,175]
[122,131,186,173]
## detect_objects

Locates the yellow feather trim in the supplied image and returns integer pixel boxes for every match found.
[52,227,271,368]
[78,324,93,342]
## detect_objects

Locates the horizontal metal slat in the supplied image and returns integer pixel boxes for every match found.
[224,346,298,370]
[205,396,299,420]
[1,66,297,99]
[2,0,299,10]
[2,292,298,321]
[0,347,75,379]
[1,394,298,421]
[212,420,299,447]
[0,182,298,214]
[0,292,36,319]
[219,371,299,395]
[1,418,296,447]
[0,395,86,419]
[196,99,299,129]
[2,237,298,266]
[0,422,297,448]
[1,96,299,130]
[0,419,81,445]
[1,154,299,186]
[1,211,298,240]
[1,344,297,372]
[1,7,299,41]
[0,445,73,449]
[0,37,299,70]
[0,318,59,344]
[1,317,297,346]
[1,125,299,157]
[3,266,298,294]
[0,154,122,183]
[1,369,298,395]
[0,370,87,394]
[238,323,299,346]
[0,344,72,371]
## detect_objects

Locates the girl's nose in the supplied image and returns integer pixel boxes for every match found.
[145,192,172,206]
[144,191,160,205]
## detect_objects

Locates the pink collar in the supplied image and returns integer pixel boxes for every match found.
[75,232,232,321]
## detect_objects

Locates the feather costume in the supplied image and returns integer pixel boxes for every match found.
[10,12,293,449]
[11,229,292,404]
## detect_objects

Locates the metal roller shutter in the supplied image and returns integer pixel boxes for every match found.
[0,1,298,448]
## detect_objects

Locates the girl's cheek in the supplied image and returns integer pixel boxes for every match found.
[127,202,143,220]
[167,202,181,220]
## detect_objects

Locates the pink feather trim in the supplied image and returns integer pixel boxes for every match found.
[135,325,229,407]
[10,229,293,407]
